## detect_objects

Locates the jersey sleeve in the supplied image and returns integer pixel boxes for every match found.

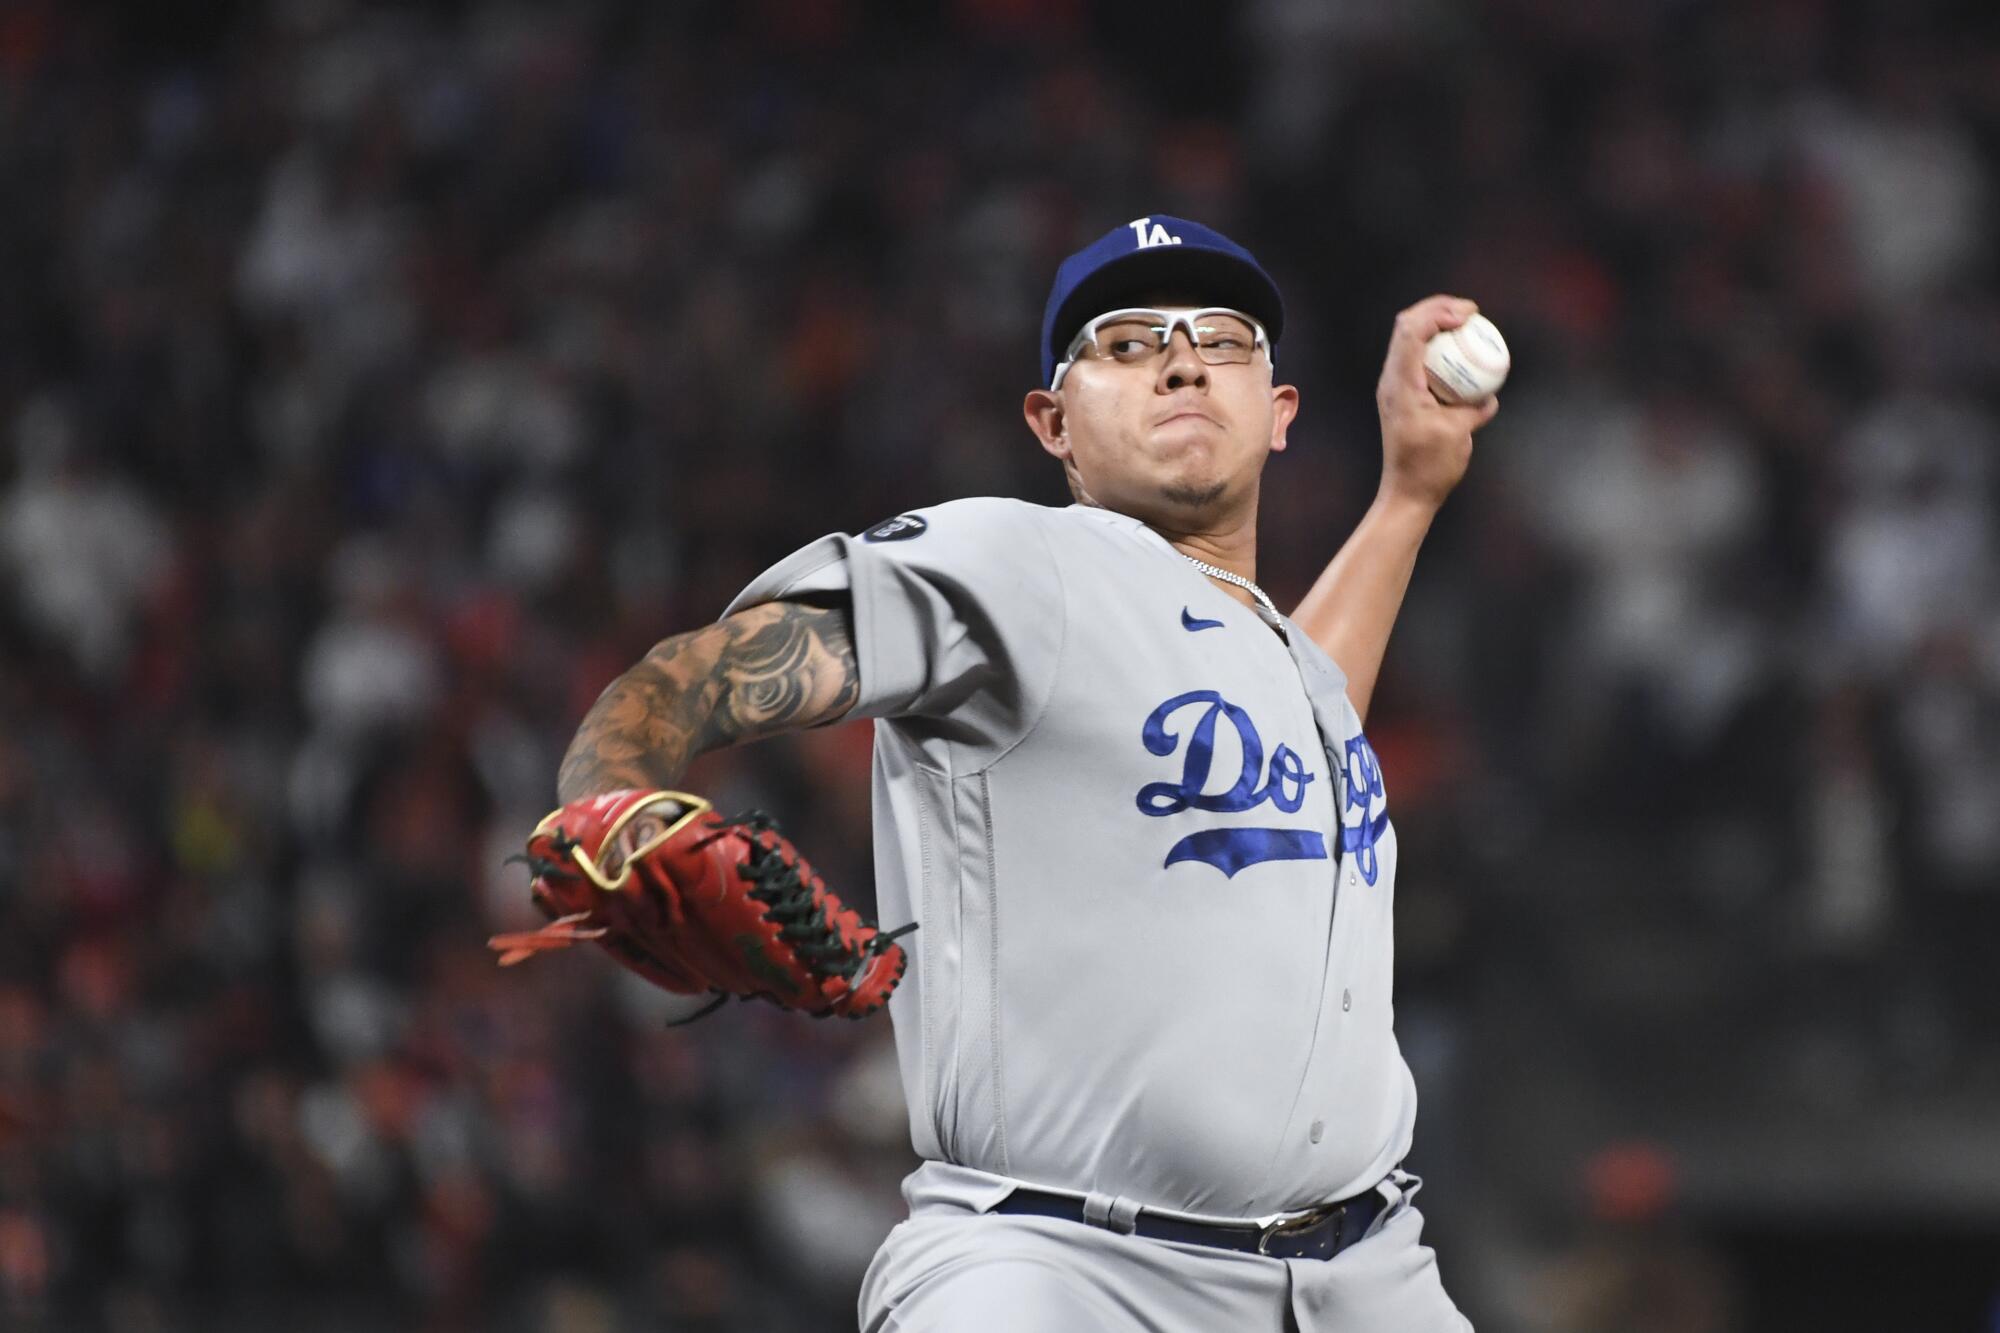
[723,498,1065,746]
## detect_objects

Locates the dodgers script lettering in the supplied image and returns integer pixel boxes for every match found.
[1136,691,1327,877]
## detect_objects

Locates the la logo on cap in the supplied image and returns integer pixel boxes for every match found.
[1127,217,1182,249]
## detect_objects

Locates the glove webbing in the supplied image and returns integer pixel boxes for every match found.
[706,812,918,982]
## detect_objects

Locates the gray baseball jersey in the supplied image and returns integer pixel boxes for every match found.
[726,497,1414,1220]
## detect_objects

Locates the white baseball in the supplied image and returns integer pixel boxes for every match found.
[1423,313,1510,405]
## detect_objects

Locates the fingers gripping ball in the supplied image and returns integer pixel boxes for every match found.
[488,790,915,1022]
[1423,313,1510,405]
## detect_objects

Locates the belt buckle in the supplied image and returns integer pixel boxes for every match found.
[1256,1202,1343,1257]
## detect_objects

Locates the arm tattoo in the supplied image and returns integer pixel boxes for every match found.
[556,600,860,802]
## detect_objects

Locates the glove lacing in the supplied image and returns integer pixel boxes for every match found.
[706,812,918,982]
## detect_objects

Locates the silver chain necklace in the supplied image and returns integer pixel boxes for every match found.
[1180,553,1285,634]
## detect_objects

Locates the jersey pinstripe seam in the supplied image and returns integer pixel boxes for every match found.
[980,771,1009,1174]
[915,765,943,1160]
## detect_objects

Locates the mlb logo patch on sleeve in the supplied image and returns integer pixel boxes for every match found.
[862,514,928,543]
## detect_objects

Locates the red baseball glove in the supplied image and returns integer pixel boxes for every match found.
[488,790,914,1022]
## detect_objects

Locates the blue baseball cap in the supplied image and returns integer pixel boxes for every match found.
[1040,214,1285,387]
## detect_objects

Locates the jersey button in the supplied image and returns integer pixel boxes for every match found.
[1341,989,1352,1012]
[1309,1120,1324,1144]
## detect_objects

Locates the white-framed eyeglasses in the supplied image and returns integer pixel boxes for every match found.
[1051,307,1271,390]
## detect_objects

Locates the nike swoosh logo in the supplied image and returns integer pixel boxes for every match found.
[1181,608,1226,632]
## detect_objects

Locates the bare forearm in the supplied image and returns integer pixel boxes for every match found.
[555,599,859,802]
[1287,490,1439,725]
[1301,294,1497,720]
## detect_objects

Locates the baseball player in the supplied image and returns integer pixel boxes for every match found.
[525,215,1497,1330]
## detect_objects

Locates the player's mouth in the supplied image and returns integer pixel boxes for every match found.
[1155,409,1220,429]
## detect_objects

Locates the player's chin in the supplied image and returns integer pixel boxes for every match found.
[1158,477,1230,509]
[1154,452,1240,508]
[1149,458,1233,510]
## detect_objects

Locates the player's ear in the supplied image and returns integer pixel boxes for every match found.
[1023,389,1071,460]
[1268,383,1299,455]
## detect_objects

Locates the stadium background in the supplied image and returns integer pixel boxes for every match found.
[3,0,1998,1328]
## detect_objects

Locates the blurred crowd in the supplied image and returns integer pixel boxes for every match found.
[1,1,1996,1329]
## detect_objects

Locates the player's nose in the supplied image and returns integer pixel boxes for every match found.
[1157,329,1208,391]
